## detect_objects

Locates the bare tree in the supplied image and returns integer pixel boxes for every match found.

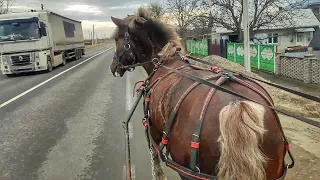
[186,14,212,38]
[147,3,165,19]
[165,0,203,39]
[0,0,12,14]
[199,0,308,42]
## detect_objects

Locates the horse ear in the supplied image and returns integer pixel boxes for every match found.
[111,16,126,27]
[135,17,147,24]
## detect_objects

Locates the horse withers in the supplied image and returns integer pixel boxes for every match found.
[109,7,288,180]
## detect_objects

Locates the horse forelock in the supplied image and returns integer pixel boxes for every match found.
[112,7,185,61]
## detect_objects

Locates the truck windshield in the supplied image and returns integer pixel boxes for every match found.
[0,20,40,42]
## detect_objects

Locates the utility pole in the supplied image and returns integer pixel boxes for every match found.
[243,0,251,72]
[96,32,98,44]
[92,25,95,45]
[90,32,93,44]
[41,4,44,10]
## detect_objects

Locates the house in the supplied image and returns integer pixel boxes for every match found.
[211,8,320,53]
[307,0,320,51]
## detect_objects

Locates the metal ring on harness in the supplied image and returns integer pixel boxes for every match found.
[124,43,130,50]
[152,58,159,64]
[195,166,200,173]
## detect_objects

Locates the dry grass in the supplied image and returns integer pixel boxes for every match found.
[195,55,320,118]
[85,41,113,49]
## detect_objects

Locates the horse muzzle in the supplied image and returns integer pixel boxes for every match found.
[110,61,126,77]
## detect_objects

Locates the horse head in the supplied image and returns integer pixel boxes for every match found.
[110,7,185,77]
[109,8,153,77]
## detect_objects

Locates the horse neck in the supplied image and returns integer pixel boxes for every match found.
[141,41,183,75]
[143,54,185,81]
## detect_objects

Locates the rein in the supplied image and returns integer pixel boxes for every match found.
[159,63,320,128]
[120,51,320,128]
[186,55,320,103]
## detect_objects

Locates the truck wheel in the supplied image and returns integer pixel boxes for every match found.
[47,59,53,72]
[5,74,16,77]
[78,50,82,59]
[75,49,79,60]
[62,53,67,66]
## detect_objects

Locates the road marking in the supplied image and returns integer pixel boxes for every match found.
[128,122,133,139]
[126,72,133,111]
[122,165,136,180]
[126,73,134,139]
[137,66,148,78]
[0,46,115,108]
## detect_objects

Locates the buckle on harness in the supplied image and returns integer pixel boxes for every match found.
[142,118,148,127]
[211,66,223,74]
[133,81,146,97]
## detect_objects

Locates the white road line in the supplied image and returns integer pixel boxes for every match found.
[128,122,133,139]
[126,72,134,139]
[122,165,136,180]
[0,46,115,109]
[126,72,133,111]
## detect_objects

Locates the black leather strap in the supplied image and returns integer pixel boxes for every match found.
[159,76,218,151]
[159,64,320,128]
[189,77,227,172]
[186,55,320,103]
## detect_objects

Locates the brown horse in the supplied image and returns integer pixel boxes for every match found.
[110,7,288,180]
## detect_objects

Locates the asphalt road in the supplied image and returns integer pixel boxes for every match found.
[0,45,179,180]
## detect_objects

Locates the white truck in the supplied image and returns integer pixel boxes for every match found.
[0,10,85,77]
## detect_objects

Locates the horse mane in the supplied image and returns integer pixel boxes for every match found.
[112,7,185,56]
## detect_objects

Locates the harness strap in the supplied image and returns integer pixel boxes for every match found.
[229,75,295,169]
[114,31,137,66]
[186,55,320,103]
[240,75,275,105]
[159,64,320,129]
[231,76,275,107]
[142,64,191,142]
[150,143,217,180]
[189,76,227,172]
[146,65,187,92]
[140,59,290,180]
[158,75,219,151]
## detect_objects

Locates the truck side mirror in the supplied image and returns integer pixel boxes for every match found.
[39,22,47,37]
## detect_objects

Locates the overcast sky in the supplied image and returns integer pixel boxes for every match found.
[10,0,165,39]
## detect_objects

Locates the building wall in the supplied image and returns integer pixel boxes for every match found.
[276,55,320,85]
[210,33,222,44]
[253,30,314,53]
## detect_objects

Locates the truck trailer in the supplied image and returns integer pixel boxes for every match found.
[0,10,85,77]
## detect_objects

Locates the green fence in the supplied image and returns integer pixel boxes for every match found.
[227,42,276,73]
[186,39,208,56]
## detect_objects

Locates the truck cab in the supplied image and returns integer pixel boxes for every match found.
[0,11,84,77]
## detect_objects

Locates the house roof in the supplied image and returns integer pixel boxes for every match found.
[215,8,320,34]
[305,0,320,7]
